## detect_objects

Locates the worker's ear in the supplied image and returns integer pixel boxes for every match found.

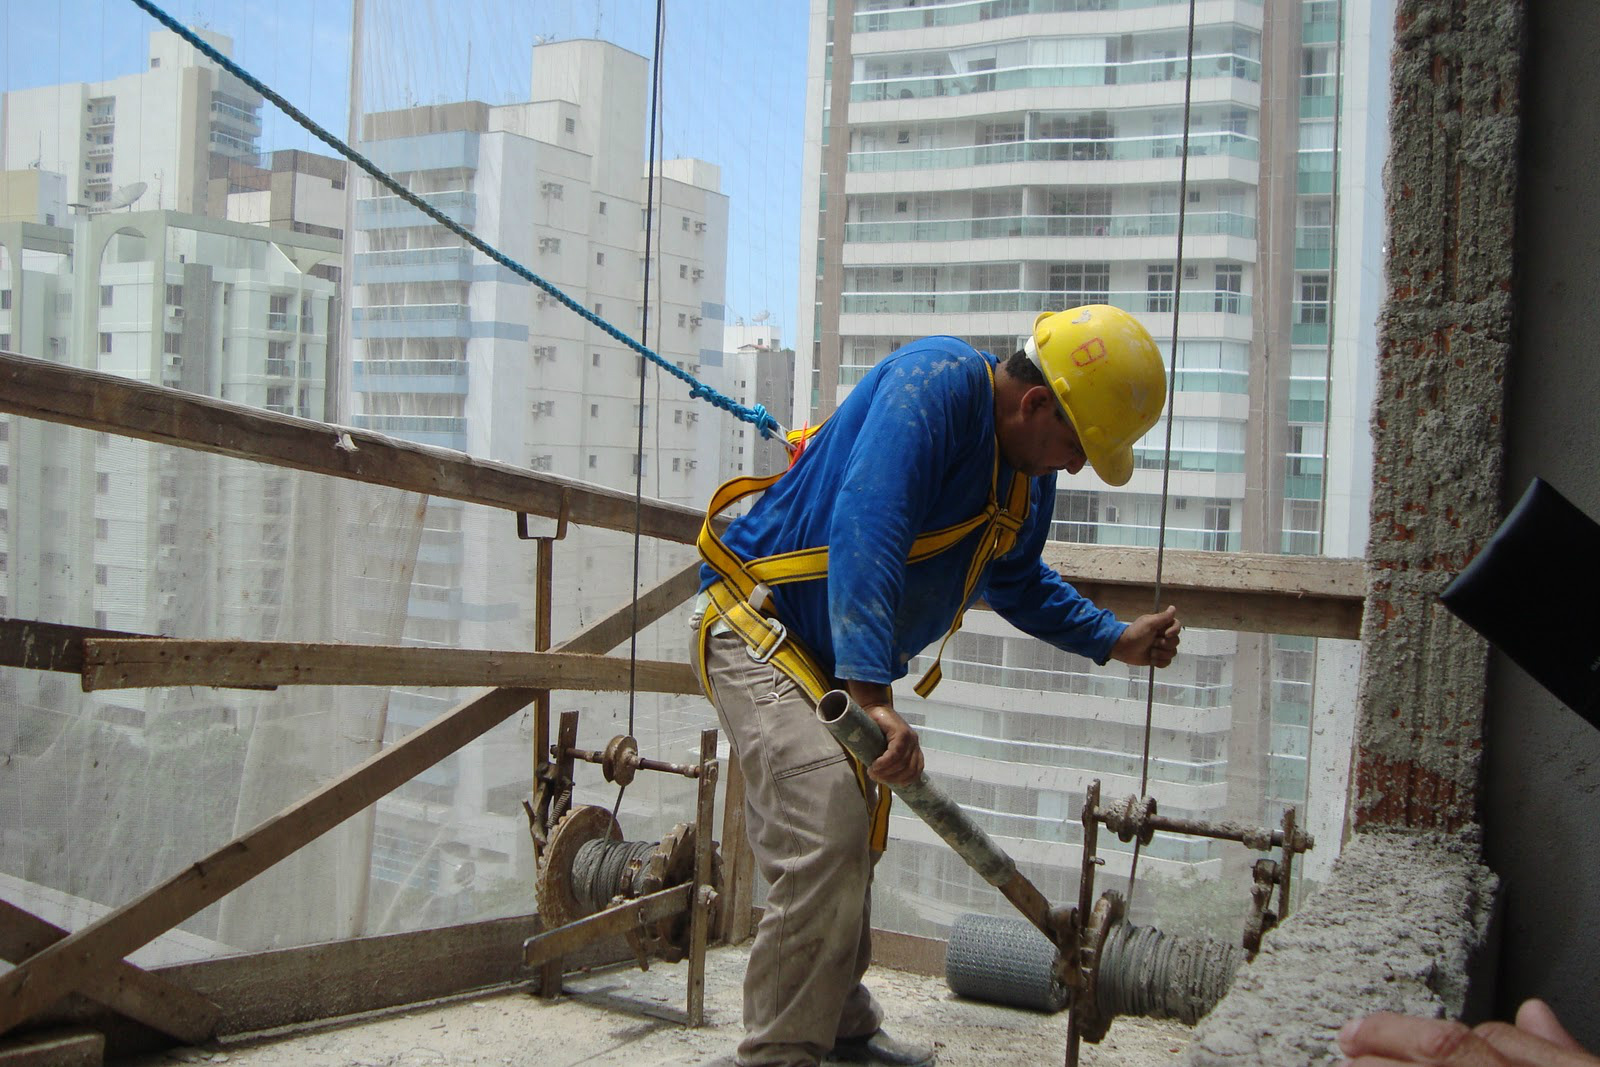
[1022,385,1055,419]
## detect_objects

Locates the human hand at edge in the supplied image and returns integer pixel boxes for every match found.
[1110,605,1181,668]
[1338,1000,1598,1067]
[845,681,924,786]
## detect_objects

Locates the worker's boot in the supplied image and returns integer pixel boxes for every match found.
[826,1029,936,1067]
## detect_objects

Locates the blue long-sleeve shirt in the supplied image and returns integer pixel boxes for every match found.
[701,336,1126,684]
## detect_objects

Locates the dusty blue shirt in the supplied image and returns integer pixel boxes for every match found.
[702,336,1126,684]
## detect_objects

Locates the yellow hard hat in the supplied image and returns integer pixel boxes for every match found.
[1024,305,1166,487]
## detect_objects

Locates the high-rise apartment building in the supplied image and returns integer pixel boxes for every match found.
[1,29,263,214]
[719,321,796,483]
[347,38,731,914]
[797,0,1386,931]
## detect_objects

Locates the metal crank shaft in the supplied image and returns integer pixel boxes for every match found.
[816,690,1060,945]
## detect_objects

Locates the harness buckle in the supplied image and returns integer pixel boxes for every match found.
[746,616,787,664]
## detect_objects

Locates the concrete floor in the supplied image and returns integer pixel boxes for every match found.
[121,943,1193,1067]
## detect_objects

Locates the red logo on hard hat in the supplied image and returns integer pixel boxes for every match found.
[1073,338,1108,367]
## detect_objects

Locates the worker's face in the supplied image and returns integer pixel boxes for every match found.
[1004,388,1089,478]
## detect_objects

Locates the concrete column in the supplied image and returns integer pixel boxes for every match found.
[1354,0,1523,831]
[816,0,853,418]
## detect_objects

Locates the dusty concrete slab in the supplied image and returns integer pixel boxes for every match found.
[119,942,1193,1067]
[1174,830,1495,1067]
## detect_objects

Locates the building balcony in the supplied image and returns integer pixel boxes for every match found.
[853,0,1260,33]
[266,312,299,333]
[851,52,1260,104]
[846,210,1257,244]
[351,304,472,340]
[361,130,480,177]
[354,247,474,285]
[1052,519,1240,552]
[847,131,1258,173]
[1133,446,1246,475]
[840,288,1252,318]
[263,358,315,378]
[353,358,470,395]
[1291,318,1330,346]
[356,190,477,231]
[350,413,467,450]
[210,100,263,133]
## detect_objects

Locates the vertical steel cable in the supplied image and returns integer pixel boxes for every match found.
[617,0,671,832]
[1126,0,1200,911]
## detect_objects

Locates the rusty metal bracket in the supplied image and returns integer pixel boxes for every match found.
[1064,782,1315,1067]
[516,488,572,542]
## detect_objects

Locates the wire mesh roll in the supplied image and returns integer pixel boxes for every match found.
[571,837,657,914]
[945,912,1068,1013]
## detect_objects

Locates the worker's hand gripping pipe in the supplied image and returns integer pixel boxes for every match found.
[816,690,1062,946]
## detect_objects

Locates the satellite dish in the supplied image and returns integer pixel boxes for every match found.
[752,310,770,323]
[94,182,148,213]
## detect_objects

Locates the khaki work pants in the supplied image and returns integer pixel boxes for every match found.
[696,630,884,1067]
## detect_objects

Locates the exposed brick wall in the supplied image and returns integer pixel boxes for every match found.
[1355,0,1524,830]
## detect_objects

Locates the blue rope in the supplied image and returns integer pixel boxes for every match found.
[126,0,788,444]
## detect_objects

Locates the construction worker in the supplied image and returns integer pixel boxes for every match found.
[693,305,1183,1067]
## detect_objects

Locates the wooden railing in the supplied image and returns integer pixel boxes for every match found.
[0,350,1365,1047]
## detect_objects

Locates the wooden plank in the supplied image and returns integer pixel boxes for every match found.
[81,640,700,695]
[717,752,756,945]
[564,559,703,657]
[1039,543,1365,639]
[0,686,537,1037]
[557,560,701,657]
[1063,583,1363,640]
[1043,543,1364,598]
[522,886,692,967]
[0,1029,103,1067]
[0,902,219,1046]
[869,926,948,980]
[0,619,155,674]
[0,350,712,546]
[0,562,696,1037]
[686,730,719,1026]
[24,914,643,1054]
[168,914,634,1036]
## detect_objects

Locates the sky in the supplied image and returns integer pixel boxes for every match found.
[1,0,812,342]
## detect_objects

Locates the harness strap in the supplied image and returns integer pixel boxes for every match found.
[912,464,1031,697]
[695,579,893,853]
[693,358,1030,853]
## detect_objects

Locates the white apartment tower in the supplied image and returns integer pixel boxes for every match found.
[349,39,731,910]
[1,29,264,214]
[798,0,1386,932]
[719,322,796,483]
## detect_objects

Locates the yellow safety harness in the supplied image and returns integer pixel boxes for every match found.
[694,362,1030,851]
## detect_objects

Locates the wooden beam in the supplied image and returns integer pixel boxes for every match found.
[557,561,701,659]
[717,753,756,945]
[0,351,712,546]
[81,640,700,695]
[522,885,691,968]
[1040,543,1365,639]
[0,562,700,1038]
[0,618,154,674]
[562,559,704,658]
[0,902,219,1046]
[25,914,643,1056]
[0,1029,103,1067]
[0,685,538,1036]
